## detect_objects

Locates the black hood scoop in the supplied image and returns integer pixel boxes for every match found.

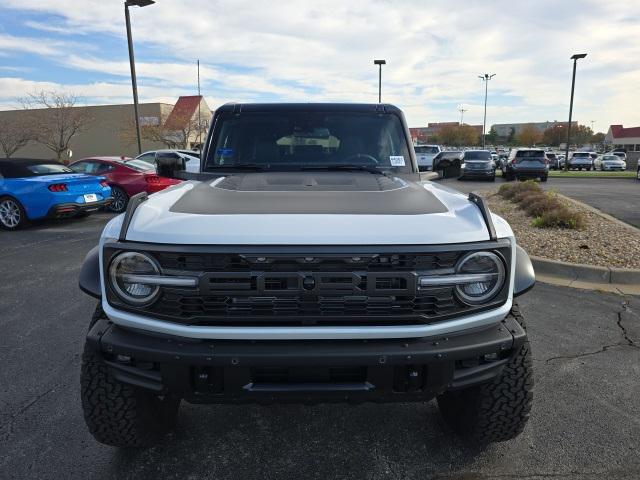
[170,172,447,215]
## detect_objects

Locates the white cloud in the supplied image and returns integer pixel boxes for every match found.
[0,0,639,130]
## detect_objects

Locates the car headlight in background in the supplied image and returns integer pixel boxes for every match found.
[418,251,506,305]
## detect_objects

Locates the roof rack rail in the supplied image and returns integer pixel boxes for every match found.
[468,192,497,241]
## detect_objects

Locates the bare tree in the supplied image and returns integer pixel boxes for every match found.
[0,115,36,158]
[20,91,93,162]
[120,109,207,150]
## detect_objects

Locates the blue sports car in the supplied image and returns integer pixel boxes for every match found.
[0,158,113,230]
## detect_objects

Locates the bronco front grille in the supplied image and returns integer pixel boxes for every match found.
[104,244,511,327]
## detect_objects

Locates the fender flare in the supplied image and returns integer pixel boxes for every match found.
[79,245,101,299]
[514,245,535,297]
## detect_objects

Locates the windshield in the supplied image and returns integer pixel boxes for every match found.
[603,155,619,161]
[516,150,544,158]
[414,146,439,154]
[572,153,590,158]
[464,151,491,160]
[546,153,556,159]
[205,112,413,172]
[26,164,74,175]
[123,159,155,172]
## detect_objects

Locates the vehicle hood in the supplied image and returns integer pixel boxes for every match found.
[116,172,511,245]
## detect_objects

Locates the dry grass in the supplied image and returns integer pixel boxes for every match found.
[497,181,585,229]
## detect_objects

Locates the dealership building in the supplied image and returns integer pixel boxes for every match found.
[0,95,212,161]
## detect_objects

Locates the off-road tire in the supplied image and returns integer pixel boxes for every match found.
[437,305,533,444]
[81,304,180,447]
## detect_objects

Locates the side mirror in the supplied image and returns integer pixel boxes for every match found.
[155,153,185,179]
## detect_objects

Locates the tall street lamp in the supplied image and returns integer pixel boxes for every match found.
[565,53,587,171]
[374,59,386,103]
[124,0,155,155]
[478,73,495,149]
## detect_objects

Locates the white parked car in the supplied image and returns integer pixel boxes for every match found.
[594,154,627,171]
[414,144,442,171]
[135,149,201,173]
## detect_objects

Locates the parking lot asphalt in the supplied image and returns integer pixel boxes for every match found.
[436,176,640,228]
[1,213,640,480]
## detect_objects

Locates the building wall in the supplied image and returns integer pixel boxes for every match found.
[492,121,576,139]
[0,103,176,161]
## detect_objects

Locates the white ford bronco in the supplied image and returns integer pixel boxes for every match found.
[79,103,535,447]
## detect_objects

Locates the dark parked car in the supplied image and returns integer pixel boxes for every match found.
[502,148,549,181]
[432,150,462,178]
[69,156,181,213]
[545,152,559,170]
[459,150,495,181]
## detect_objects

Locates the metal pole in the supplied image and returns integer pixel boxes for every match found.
[378,64,382,103]
[564,59,577,171]
[197,59,202,147]
[482,78,488,149]
[125,4,142,155]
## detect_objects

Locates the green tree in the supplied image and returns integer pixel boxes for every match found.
[485,126,498,145]
[590,132,605,144]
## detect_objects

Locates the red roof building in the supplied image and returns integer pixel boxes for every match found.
[606,125,640,151]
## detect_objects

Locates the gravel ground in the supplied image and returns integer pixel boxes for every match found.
[480,189,640,269]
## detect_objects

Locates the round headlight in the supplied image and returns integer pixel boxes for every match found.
[455,252,505,305]
[109,251,160,305]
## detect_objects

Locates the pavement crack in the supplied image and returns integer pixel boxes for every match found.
[546,300,638,363]
[616,299,638,348]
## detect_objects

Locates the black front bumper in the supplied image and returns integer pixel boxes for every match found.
[87,314,526,404]
[47,198,113,217]
[461,169,495,178]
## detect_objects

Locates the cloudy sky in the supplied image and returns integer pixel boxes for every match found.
[0,0,637,132]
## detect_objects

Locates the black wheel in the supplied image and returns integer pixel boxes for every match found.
[437,305,533,444]
[587,167,591,171]
[489,175,496,182]
[0,196,29,230]
[540,176,548,182]
[108,186,129,213]
[81,304,180,447]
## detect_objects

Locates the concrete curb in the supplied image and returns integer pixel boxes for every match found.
[531,255,640,287]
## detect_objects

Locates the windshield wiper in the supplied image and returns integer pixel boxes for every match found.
[301,164,389,175]
[207,163,265,171]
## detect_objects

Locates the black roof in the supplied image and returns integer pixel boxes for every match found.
[216,102,403,114]
[0,158,66,178]
[0,158,62,166]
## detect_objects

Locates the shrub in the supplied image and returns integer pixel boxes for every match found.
[496,178,584,230]
[524,196,560,217]
[531,207,585,230]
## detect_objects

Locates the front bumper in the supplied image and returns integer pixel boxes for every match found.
[87,312,526,403]
[461,169,495,178]
[47,198,113,217]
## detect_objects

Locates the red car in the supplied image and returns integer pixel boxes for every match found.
[69,156,181,213]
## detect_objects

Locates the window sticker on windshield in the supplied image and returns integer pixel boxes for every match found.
[390,156,405,166]
[217,148,234,156]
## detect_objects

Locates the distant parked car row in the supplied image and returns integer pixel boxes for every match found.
[0,150,197,230]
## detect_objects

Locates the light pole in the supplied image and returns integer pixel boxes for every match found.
[478,73,495,149]
[374,59,386,103]
[124,0,155,155]
[564,53,587,171]
[459,107,467,125]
